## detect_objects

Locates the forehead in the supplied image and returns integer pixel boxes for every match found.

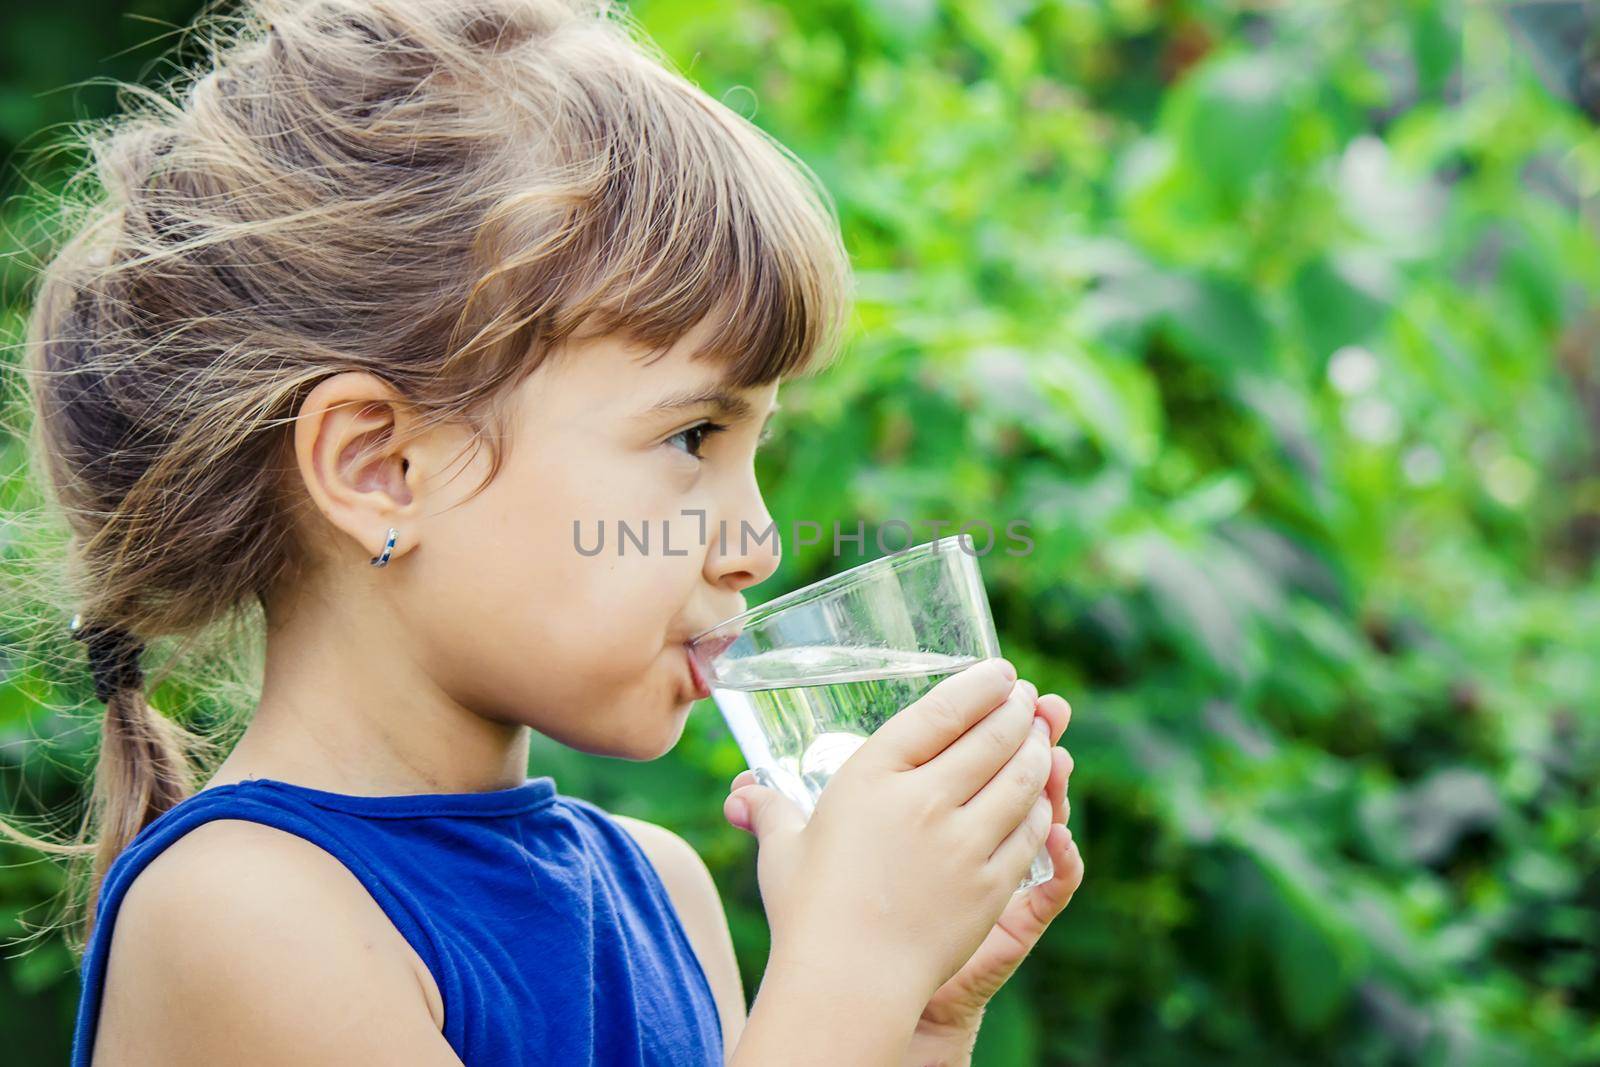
[535,321,779,416]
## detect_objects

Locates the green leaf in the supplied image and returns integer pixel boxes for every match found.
[1159,272,1274,375]
[1292,252,1395,362]
[1170,53,1296,192]
[1034,345,1160,467]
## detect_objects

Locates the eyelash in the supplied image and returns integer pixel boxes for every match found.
[666,421,729,458]
[665,421,776,459]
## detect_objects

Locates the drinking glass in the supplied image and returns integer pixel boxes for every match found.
[688,534,1053,894]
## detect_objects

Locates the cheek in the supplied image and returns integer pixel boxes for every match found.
[411,547,693,730]
[408,455,703,709]
[425,489,700,681]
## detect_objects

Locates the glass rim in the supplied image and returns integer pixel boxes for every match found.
[688,533,979,646]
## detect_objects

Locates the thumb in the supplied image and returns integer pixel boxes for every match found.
[725,772,809,844]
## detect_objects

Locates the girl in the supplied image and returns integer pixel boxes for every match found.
[14,1,1083,1063]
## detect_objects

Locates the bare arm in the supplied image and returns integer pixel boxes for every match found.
[92,819,460,1067]
[613,813,924,1067]
[730,942,926,1067]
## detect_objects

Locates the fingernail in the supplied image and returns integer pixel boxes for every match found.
[995,657,1017,682]
[726,796,750,829]
[1031,716,1048,739]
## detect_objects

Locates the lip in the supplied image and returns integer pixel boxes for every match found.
[684,643,714,701]
[689,631,739,670]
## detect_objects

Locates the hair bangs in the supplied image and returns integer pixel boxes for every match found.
[528,63,855,389]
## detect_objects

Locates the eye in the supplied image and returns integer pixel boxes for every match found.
[665,420,729,459]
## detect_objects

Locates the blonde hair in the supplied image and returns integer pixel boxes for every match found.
[6,0,852,950]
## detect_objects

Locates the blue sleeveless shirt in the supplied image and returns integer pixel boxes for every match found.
[71,776,725,1066]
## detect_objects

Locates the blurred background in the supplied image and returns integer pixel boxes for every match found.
[2,0,1597,1063]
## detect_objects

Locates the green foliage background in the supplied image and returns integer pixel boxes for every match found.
[2,1,1597,1064]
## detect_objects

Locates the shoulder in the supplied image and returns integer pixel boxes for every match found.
[609,811,747,1052]
[92,817,458,1066]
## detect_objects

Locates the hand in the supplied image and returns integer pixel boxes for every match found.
[722,660,1059,1015]
[904,692,1083,1063]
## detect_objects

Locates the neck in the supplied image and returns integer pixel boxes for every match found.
[206,584,530,796]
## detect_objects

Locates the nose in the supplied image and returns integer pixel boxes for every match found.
[707,476,781,593]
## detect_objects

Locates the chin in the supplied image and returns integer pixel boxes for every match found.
[650,702,694,757]
[603,699,694,762]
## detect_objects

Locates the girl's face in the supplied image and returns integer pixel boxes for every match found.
[396,320,782,760]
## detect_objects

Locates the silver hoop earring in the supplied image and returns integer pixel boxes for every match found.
[370,527,398,567]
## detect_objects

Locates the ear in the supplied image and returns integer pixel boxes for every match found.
[292,371,432,565]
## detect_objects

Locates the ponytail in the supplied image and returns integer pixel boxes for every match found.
[70,619,200,935]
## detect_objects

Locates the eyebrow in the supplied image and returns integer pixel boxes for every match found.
[641,386,783,427]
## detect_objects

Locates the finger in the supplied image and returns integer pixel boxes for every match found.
[1040,825,1085,910]
[1035,693,1071,745]
[1046,746,1069,825]
[866,657,1019,771]
[918,677,1039,803]
[1013,825,1085,929]
[985,792,1054,882]
[723,770,761,831]
[728,780,810,844]
[963,708,1054,839]
[992,824,1085,946]
[724,791,752,832]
